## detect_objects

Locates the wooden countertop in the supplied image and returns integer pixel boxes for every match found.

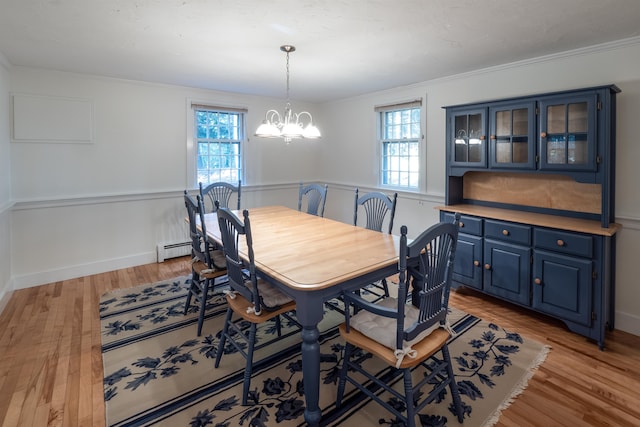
[436,204,621,236]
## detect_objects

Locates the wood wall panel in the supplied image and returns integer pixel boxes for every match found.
[463,172,602,214]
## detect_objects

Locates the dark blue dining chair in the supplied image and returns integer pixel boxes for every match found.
[336,214,464,427]
[353,188,398,298]
[199,180,241,213]
[183,191,227,336]
[214,204,300,405]
[298,182,328,217]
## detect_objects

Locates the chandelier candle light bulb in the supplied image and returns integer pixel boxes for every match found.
[255,45,321,143]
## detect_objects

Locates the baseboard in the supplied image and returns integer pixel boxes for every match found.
[0,285,14,317]
[11,251,157,290]
[615,310,640,337]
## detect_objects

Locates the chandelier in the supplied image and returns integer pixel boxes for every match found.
[255,45,321,143]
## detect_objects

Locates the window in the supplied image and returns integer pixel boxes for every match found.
[377,100,422,189]
[193,106,245,185]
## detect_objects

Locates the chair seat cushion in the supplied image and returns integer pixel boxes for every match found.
[210,249,227,270]
[227,292,296,323]
[245,277,293,310]
[349,297,439,351]
[339,323,450,369]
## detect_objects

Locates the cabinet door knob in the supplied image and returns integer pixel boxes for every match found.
[490,135,496,140]
[484,263,491,270]
[540,131,547,138]
[502,229,509,236]
[479,135,486,141]
[459,222,464,228]
[557,239,565,247]
[474,260,480,267]
[534,278,542,285]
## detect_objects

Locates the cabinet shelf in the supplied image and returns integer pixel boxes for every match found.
[437,204,620,236]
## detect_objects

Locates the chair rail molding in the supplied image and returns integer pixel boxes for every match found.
[11,190,186,210]
[616,216,640,231]
[11,184,305,211]
[327,181,444,205]
[0,200,14,215]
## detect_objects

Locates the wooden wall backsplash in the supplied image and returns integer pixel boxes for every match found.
[462,172,602,214]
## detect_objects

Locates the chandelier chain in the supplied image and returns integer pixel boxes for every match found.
[285,50,291,104]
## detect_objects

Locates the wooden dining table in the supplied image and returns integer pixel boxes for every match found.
[200,205,401,426]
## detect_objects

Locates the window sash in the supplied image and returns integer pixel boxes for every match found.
[381,140,420,188]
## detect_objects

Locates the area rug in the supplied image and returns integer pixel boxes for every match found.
[100,276,549,427]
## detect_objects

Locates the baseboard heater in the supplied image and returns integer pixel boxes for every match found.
[157,241,191,262]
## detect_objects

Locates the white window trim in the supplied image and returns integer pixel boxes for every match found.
[185,98,248,188]
[376,98,424,191]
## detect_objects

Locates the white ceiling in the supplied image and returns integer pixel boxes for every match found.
[1,0,639,103]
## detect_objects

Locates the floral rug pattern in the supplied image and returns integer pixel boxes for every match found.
[101,276,549,427]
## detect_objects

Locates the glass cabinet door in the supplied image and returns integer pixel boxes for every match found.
[450,108,487,167]
[539,93,597,171]
[489,101,536,169]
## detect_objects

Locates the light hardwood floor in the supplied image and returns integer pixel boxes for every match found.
[1,257,639,426]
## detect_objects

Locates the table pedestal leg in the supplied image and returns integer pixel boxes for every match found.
[301,325,321,426]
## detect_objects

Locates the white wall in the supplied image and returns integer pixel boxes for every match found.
[0,53,12,312]
[319,39,640,336]
[10,69,323,199]
[9,69,323,287]
[5,39,640,336]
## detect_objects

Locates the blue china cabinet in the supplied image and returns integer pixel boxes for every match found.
[439,85,620,349]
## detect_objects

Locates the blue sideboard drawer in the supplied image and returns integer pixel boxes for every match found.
[534,228,593,258]
[443,213,483,236]
[485,219,531,245]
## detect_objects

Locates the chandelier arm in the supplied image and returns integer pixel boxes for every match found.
[264,109,282,123]
[294,111,315,125]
